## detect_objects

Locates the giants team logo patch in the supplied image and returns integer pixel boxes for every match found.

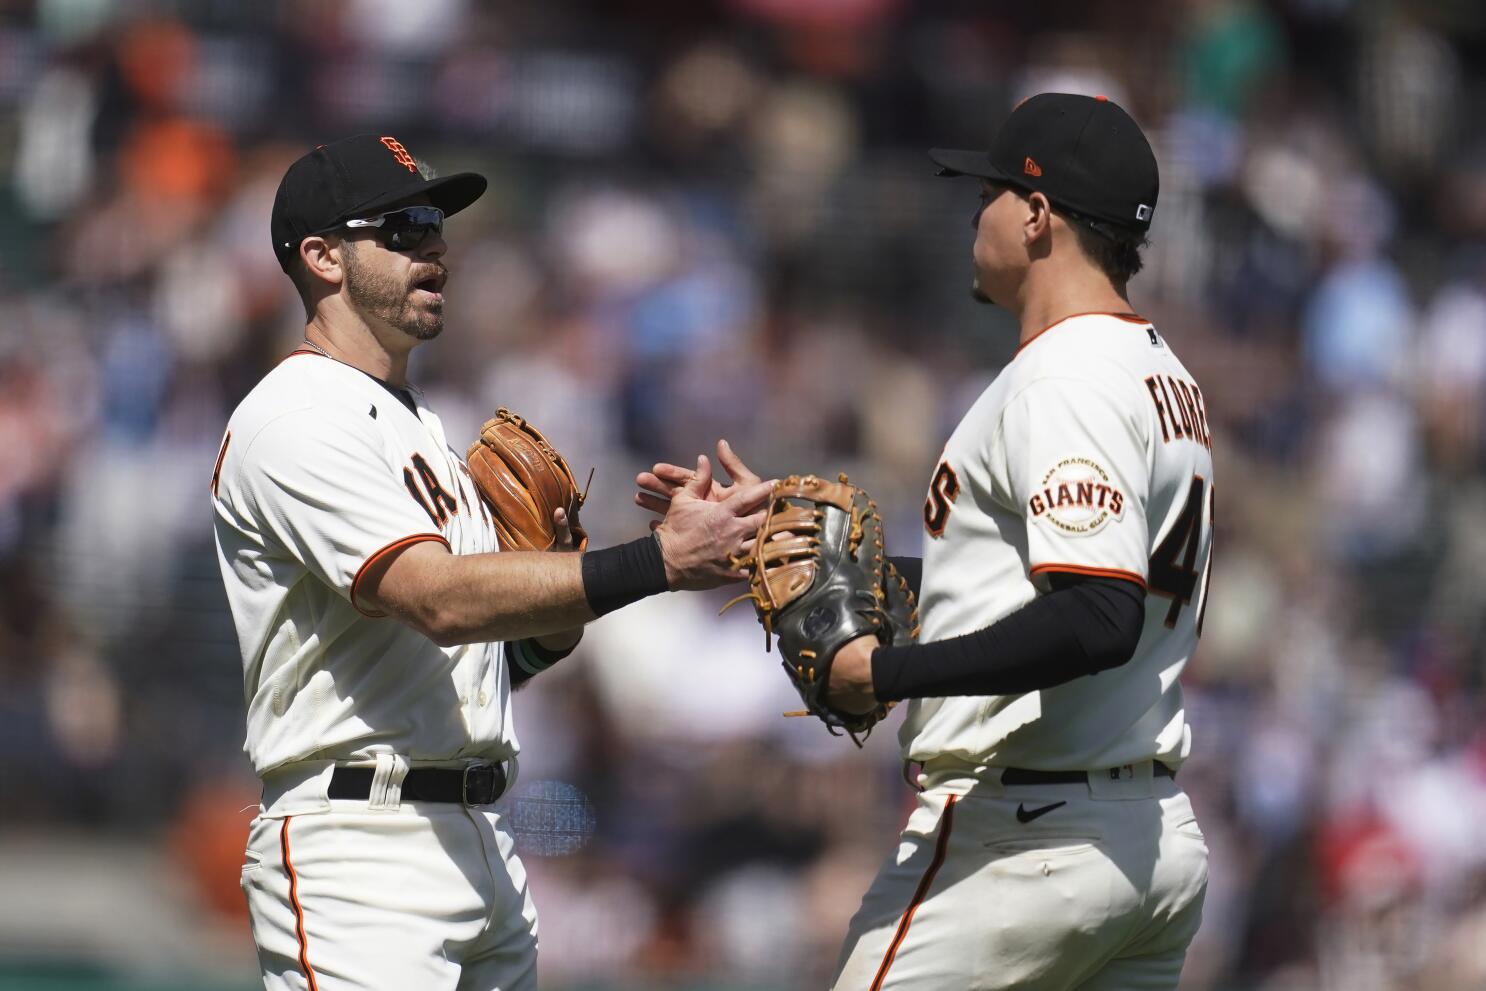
[380,136,418,172]
[1028,457,1125,536]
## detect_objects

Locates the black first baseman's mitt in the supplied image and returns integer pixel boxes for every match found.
[724,474,919,744]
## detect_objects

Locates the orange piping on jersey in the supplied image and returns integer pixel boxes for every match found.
[870,794,958,991]
[1013,311,1150,358]
[350,533,451,617]
[281,818,321,991]
[210,431,231,497]
[1030,563,1147,589]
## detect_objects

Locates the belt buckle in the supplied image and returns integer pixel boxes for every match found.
[462,762,502,806]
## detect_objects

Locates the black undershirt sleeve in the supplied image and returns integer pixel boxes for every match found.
[887,556,923,599]
[871,573,1145,701]
[505,635,581,689]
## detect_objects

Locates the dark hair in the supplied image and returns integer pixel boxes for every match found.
[1061,210,1148,285]
[1000,183,1149,286]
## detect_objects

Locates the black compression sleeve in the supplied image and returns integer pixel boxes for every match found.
[580,533,669,617]
[887,556,923,599]
[871,574,1145,701]
[505,635,581,688]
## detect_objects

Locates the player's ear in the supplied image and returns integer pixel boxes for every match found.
[300,235,346,289]
[1023,191,1054,247]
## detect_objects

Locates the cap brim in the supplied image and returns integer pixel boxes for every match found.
[357,171,489,220]
[928,148,1011,181]
[422,172,488,218]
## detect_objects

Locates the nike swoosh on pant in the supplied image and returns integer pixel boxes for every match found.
[1015,800,1067,823]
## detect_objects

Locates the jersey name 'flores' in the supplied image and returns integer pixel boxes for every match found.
[908,313,1215,771]
[212,351,513,775]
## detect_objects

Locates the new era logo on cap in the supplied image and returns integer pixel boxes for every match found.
[1135,204,1152,222]
[1024,157,1042,177]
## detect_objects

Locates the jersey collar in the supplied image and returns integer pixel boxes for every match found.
[1013,311,1149,359]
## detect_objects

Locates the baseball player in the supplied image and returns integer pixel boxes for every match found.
[213,134,769,991]
[641,93,1213,990]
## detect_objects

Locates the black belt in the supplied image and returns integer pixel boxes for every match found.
[1000,762,1175,786]
[328,762,508,806]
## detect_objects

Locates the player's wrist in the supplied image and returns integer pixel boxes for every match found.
[650,526,681,588]
[580,533,670,617]
[824,636,882,713]
[869,639,911,702]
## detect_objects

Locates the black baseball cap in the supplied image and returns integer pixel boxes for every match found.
[271,134,488,270]
[930,93,1158,234]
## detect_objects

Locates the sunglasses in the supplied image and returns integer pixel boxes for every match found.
[339,206,445,251]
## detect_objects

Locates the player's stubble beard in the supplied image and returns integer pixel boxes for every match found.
[342,241,446,341]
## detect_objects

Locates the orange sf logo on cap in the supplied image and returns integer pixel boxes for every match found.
[380,136,418,173]
[1024,157,1042,177]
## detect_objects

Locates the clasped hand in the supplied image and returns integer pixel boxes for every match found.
[633,440,773,591]
[635,441,880,710]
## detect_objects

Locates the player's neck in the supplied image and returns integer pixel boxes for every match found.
[305,311,413,386]
[1013,259,1133,346]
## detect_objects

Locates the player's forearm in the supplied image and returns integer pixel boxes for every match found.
[871,575,1145,700]
[406,550,594,645]
[375,534,672,646]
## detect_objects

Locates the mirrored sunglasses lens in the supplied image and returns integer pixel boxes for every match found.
[381,208,442,250]
[402,207,443,226]
[386,228,428,250]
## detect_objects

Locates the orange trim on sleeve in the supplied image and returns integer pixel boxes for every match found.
[1013,311,1150,358]
[870,794,958,991]
[1030,563,1147,589]
[281,818,321,991]
[350,533,451,617]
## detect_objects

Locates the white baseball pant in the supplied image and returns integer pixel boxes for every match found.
[832,760,1208,991]
[239,759,537,991]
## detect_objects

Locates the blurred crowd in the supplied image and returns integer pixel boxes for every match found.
[3,0,1486,988]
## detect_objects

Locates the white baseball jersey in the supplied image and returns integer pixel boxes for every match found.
[212,348,514,775]
[903,312,1215,771]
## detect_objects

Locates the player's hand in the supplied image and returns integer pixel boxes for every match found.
[552,507,579,551]
[825,635,880,715]
[653,454,773,590]
[635,440,761,527]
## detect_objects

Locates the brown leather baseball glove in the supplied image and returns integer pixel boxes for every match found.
[724,473,919,744]
[466,408,588,552]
